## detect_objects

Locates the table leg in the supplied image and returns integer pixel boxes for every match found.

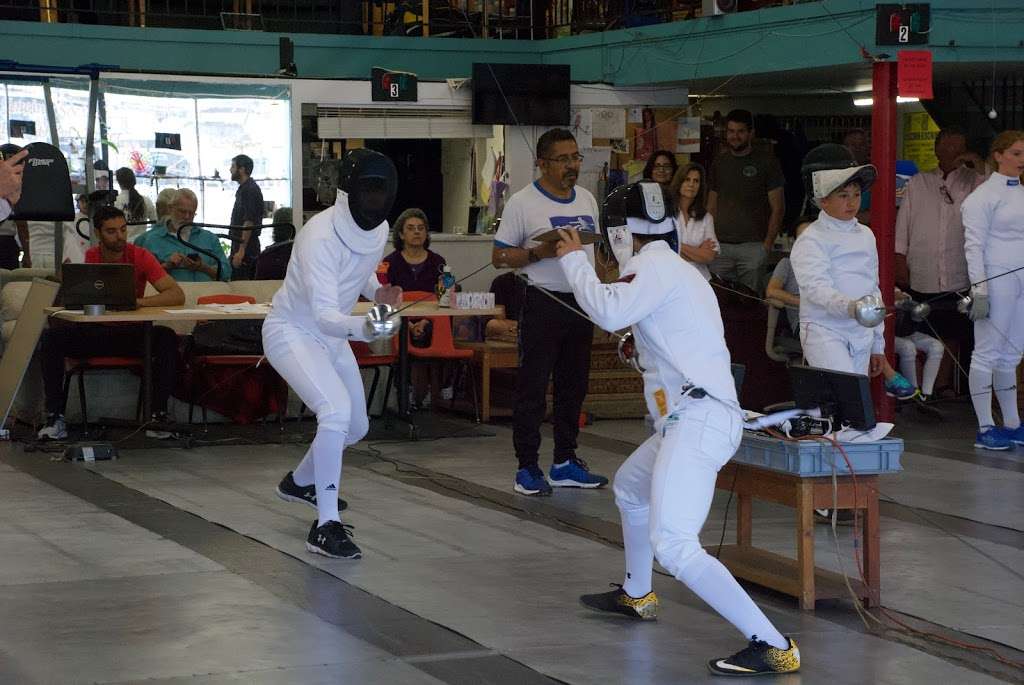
[142,321,153,421]
[397,318,410,420]
[736,493,752,547]
[796,480,815,610]
[481,352,491,423]
[863,480,881,607]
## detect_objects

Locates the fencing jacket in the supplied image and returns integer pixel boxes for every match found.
[790,211,884,355]
[962,171,1024,296]
[560,240,739,429]
[267,192,385,341]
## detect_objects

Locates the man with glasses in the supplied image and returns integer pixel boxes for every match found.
[135,188,231,282]
[492,128,609,496]
[895,126,985,387]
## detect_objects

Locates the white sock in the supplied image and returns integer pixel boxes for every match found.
[312,428,346,526]
[293,447,315,487]
[620,507,654,597]
[685,559,788,650]
[969,366,995,428]
[920,342,944,396]
[993,369,1021,429]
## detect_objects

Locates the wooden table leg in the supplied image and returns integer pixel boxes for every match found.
[796,480,815,610]
[736,492,752,547]
[862,478,881,607]
[481,351,491,423]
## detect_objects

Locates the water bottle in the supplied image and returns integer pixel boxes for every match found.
[438,266,455,308]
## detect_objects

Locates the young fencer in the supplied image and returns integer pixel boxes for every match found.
[264,149,401,558]
[961,130,1024,450]
[558,182,800,677]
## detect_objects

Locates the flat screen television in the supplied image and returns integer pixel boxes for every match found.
[472,63,571,126]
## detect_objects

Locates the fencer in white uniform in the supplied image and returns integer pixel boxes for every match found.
[961,131,1024,450]
[790,144,885,376]
[264,149,400,559]
[563,182,800,678]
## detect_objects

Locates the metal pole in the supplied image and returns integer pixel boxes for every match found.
[98,89,109,170]
[85,75,98,193]
[42,80,63,268]
[871,61,897,422]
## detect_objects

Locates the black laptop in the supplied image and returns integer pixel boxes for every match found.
[60,263,138,311]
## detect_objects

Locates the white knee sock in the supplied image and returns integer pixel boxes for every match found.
[969,366,995,428]
[619,507,654,597]
[993,368,1021,429]
[293,446,315,487]
[920,342,944,396]
[685,558,788,650]
[312,428,346,525]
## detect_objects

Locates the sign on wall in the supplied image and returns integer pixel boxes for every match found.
[876,3,930,46]
[372,68,418,102]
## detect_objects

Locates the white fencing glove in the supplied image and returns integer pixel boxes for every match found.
[967,290,990,321]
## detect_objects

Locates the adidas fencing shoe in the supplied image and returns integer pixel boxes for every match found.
[514,466,552,496]
[276,471,348,511]
[708,636,800,677]
[975,426,1012,451]
[306,520,361,559]
[884,373,918,400]
[549,457,608,488]
[580,584,658,620]
[37,414,67,441]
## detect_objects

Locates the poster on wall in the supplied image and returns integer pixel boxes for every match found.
[576,148,611,200]
[676,117,701,153]
[610,138,629,155]
[570,108,594,149]
[633,107,657,161]
[901,111,939,172]
[592,108,626,139]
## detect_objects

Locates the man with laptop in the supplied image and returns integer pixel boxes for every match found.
[37,206,185,440]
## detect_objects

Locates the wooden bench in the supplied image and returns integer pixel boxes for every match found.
[712,461,880,611]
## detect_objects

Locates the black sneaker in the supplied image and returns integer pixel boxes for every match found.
[306,520,361,559]
[276,471,348,511]
[580,583,658,620]
[708,636,801,677]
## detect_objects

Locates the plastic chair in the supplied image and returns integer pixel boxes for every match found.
[406,305,480,422]
[351,337,399,418]
[765,298,803,364]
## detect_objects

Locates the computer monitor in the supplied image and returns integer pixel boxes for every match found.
[789,364,876,431]
[60,264,137,311]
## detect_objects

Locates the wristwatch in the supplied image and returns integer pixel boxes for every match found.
[527,247,539,264]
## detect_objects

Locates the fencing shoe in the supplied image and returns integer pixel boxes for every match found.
[277,471,348,511]
[306,520,361,559]
[708,636,800,677]
[37,414,67,441]
[580,584,658,620]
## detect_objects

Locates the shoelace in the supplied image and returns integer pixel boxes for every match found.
[322,521,356,538]
[726,637,772,666]
[569,457,592,471]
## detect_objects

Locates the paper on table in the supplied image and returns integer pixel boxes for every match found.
[201,303,272,313]
[164,309,213,314]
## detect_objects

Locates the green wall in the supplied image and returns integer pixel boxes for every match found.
[1,1,1021,84]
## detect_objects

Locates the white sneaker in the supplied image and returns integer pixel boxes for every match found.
[38,414,68,441]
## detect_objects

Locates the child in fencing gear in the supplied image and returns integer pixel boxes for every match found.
[791,144,885,378]
[263,149,401,558]
[961,130,1024,450]
[559,181,800,677]
[892,290,943,401]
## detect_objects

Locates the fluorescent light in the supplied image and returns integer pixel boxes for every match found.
[853,96,920,107]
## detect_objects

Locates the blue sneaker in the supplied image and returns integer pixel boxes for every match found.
[975,426,1012,451]
[514,466,553,496]
[549,457,608,489]
[884,373,918,400]
[1004,425,1024,446]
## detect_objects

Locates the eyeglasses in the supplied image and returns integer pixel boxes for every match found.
[939,185,954,204]
[543,154,584,165]
[652,164,675,171]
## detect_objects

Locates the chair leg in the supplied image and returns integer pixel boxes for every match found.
[61,372,73,416]
[375,364,396,419]
[76,370,88,436]
[366,367,381,412]
[466,361,480,423]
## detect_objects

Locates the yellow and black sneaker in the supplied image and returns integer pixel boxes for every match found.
[579,583,658,621]
[708,636,800,677]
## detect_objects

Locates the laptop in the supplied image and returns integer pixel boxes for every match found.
[60,263,138,311]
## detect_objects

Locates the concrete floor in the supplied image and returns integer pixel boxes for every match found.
[0,400,1021,684]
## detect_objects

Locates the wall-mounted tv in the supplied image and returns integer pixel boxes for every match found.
[472,63,571,126]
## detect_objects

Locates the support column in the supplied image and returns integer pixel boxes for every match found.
[870,61,897,422]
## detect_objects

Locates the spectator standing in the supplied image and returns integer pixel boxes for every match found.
[642,150,678,194]
[115,167,157,240]
[229,154,264,280]
[155,188,178,224]
[708,109,785,293]
[135,188,230,282]
[670,162,719,280]
[492,128,608,496]
[255,207,296,280]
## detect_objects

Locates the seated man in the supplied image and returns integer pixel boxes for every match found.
[254,207,295,280]
[134,188,231,282]
[38,206,186,440]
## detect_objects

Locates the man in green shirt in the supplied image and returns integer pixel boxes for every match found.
[707,109,785,294]
[134,188,231,282]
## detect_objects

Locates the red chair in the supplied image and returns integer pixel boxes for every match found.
[188,294,287,426]
[63,355,144,435]
[351,336,399,418]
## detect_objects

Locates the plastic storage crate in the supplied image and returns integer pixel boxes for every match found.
[733,432,903,476]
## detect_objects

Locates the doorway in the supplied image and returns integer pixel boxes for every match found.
[365,139,444,232]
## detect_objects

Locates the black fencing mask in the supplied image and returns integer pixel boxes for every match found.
[7,142,74,221]
[338,149,398,231]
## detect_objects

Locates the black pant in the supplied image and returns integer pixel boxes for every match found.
[907,288,974,392]
[230,256,258,281]
[40,323,179,415]
[513,287,593,469]
[0,235,19,270]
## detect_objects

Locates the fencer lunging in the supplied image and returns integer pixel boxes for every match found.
[563,182,800,677]
[264,149,400,559]
[961,130,1024,450]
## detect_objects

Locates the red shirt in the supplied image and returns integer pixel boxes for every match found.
[85,243,168,298]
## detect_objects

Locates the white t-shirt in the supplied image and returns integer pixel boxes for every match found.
[676,212,720,280]
[28,221,56,260]
[494,181,598,292]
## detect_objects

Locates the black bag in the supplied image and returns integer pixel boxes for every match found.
[190,320,264,355]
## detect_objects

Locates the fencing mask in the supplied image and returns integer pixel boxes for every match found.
[338,149,398,231]
[601,181,677,267]
[4,142,74,221]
